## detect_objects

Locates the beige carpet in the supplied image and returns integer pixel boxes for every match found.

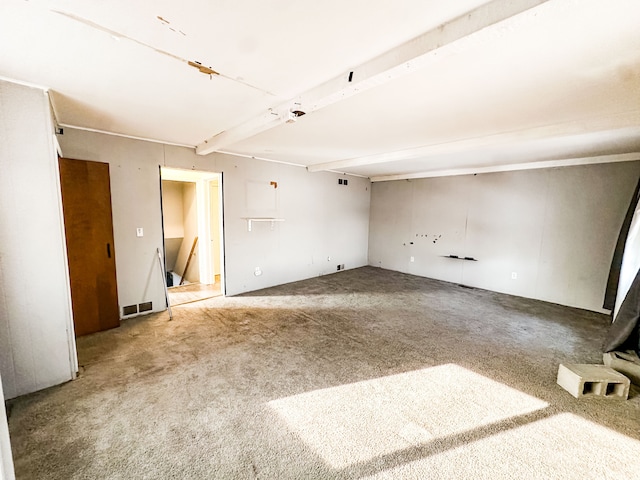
[6,267,640,479]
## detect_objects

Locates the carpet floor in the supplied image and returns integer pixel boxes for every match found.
[6,267,640,479]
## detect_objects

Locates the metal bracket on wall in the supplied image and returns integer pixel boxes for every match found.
[444,255,478,261]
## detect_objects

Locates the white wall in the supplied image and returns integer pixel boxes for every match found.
[174,183,199,283]
[160,180,184,273]
[59,129,371,301]
[210,182,222,276]
[369,162,640,312]
[161,180,185,239]
[0,80,75,399]
[217,155,370,295]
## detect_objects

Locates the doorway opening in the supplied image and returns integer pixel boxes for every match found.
[160,167,225,306]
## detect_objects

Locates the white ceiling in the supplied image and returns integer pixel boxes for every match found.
[1,0,639,180]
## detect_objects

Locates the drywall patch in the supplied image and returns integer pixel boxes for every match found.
[247,180,277,215]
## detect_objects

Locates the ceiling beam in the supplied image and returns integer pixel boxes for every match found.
[369,153,640,182]
[197,109,290,156]
[307,112,640,173]
[195,0,549,156]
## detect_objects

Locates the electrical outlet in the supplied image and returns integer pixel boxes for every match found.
[136,227,143,237]
[254,267,262,276]
[410,256,415,262]
[511,272,518,280]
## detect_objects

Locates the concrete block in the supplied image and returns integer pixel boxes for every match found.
[557,364,630,400]
[603,351,640,386]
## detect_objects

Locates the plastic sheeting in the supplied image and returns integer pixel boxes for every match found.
[604,179,640,355]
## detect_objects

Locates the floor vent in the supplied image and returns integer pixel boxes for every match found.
[139,301,153,312]
[123,304,138,315]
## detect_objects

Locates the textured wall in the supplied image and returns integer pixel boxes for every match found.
[0,81,75,399]
[173,182,199,283]
[368,162,640,312]
[161,180,185,239]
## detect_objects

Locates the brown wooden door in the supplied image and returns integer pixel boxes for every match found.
[59,158,120,336]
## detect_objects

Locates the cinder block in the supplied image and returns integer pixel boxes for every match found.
[603,351,640,386]
[557,364,630,400]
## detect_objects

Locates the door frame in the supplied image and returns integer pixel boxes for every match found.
[53,155,79,376]
[159,167,226,296]
[0,373,15,480]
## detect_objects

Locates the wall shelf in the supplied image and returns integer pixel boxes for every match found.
[444,255,478,261]
[243,217,285,232]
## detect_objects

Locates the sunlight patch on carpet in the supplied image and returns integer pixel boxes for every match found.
[268,364,548,469]
[362,413,640,479]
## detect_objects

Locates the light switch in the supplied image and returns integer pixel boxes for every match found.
[136,228,144,237]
